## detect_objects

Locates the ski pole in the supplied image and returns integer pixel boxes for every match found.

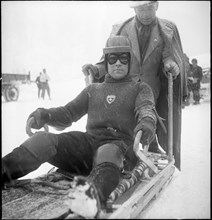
[167,72,173,160]
[26,117,49,137]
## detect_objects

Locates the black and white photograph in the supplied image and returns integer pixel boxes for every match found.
[2,1,210,219]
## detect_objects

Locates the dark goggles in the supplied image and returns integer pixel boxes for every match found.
[107,53,130,65]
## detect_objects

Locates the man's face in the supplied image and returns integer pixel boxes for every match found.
[107,53,130,80]
[192,60,197,67]
[134,2,158,25]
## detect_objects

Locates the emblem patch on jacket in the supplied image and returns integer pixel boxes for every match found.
[106,95,116,104]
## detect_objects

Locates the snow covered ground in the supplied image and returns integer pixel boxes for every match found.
[2,77,210,219]
[143,98,211,219]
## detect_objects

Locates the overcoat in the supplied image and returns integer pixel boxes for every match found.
[94,16,187,170]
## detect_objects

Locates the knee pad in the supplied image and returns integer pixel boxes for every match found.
[94,144,124,169]
[21,131,58,163]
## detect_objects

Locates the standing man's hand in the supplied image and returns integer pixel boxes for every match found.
[164,59,180,79]
[82,64,98,77]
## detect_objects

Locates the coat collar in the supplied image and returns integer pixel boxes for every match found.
[157,18,174,42]
[143,19,160,63]
[128,17,174,64]
[127,17,141,63]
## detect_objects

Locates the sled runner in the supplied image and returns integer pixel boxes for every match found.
[2,73,176,219]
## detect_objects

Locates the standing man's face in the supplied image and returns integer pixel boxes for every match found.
[134,2,158,25]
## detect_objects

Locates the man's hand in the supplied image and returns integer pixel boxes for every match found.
[82,64,98,77]
[134,118,156,146]
[27,108,50,130]
[164,59,180,78]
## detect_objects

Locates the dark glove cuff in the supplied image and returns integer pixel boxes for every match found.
[28,108,50,126]
[39,108,50,123]
[134,117,156,134]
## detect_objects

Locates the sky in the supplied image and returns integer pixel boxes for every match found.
[1,1,211,81]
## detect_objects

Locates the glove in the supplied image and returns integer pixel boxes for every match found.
[27,108,50,130]
[134,117,156,145]
[164,59,180,78]
[82,64,99,77]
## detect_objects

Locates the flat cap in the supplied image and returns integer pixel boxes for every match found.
[129,1,157,8]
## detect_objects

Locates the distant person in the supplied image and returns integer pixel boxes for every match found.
[190,58,203,105]
[183,53,193,106]
[35,72,42,99]
[40,68,51,100]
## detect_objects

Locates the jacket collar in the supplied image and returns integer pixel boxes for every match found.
[129,17,161,64]
[157,18,174,42]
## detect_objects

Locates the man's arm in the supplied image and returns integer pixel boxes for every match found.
[44,87,89,130]
[159,19,184,79]
[134,83,157,145]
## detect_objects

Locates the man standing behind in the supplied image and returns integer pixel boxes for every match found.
[40,68,51,100]
[35,72,42,99]
[82,1,186,170]
[190,58,203,105]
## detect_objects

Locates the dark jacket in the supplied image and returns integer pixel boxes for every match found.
[191,65,203,89]
[35,76,41,88]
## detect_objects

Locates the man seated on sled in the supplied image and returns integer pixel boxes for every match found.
[2,36,157,218]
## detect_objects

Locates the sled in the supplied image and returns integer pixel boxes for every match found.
[2,154,175,219]
[2,73,176,219]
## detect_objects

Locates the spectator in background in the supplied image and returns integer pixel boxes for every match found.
[35,72,42,99]
[183,53,193,106]
[40,68,51,100]
[190,58,203,105]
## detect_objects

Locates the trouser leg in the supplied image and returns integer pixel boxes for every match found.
[2,146,41,182]
[2,132,58,181]
[46,84,51,99]
[193,89,200,102]
[41,88,45,99]
[48,131,94,176]
[2,131,93,182]
[88,143,123,205]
